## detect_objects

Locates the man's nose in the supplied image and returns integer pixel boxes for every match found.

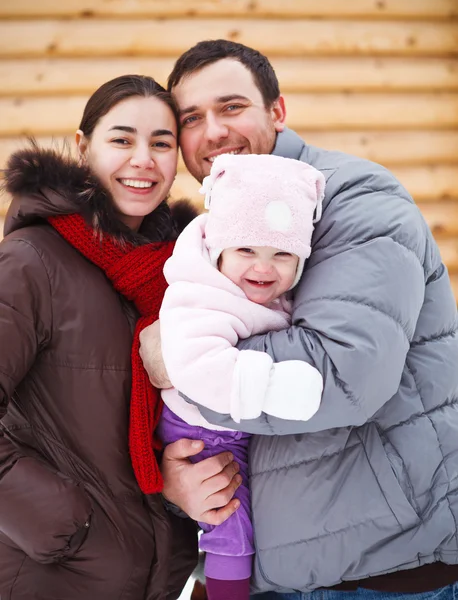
[204,114,229,143]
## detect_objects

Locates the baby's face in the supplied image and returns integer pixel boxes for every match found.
[219,246,299,305]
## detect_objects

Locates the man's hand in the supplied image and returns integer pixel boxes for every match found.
[139,320,172,389]
[162,438,242,526]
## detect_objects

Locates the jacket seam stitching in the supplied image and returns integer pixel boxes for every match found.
[382,397,458,434]
[37,360,129,372]
[303,296,411,341]
[405,360,458,549]
[10,554,27,597]
[9,238,54,346]
[355,428,402,529]
[314,235,422,269]
[258,513,400,551]
[251,439,361,477]
[0,365,15,383]
[411,327,457,348]
[377,424,422,516]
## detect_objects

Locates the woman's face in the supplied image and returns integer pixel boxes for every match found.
[77,95,178,231]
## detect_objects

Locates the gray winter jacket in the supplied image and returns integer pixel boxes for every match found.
[188,128,458,593]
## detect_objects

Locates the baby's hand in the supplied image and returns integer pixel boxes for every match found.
[264,360,323,421]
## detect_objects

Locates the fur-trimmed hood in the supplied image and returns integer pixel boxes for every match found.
[3,141,198,244]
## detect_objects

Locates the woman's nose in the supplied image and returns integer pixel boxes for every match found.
[130,148,155,169]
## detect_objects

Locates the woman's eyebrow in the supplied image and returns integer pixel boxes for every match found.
[108,126,175,138]
[108,125,136,133]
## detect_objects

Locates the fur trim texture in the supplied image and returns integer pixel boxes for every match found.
[4,140,198,245]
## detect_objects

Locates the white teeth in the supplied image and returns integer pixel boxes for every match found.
[208,150,241,163]
[120,179,154,189]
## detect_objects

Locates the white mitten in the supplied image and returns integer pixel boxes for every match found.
[263,361,323,421]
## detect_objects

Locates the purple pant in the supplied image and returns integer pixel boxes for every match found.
[158,405,254,581]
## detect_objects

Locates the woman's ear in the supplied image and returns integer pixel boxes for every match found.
[75,129,88,162]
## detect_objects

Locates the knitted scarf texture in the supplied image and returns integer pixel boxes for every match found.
[49,213,174,494]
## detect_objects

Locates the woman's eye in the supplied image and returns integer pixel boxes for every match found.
[111,138,129,145]
[152,141,172,149]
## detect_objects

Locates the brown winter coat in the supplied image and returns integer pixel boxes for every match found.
[0,147,198,600]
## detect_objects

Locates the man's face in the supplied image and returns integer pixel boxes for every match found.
[172,59,286,183]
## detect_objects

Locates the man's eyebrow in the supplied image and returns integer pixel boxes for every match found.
[178,95,249,117]
[178,105,198,117]
[217,94,249,104]
[108,126,175,138]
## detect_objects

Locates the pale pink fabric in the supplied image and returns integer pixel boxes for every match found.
[201,154,325,287]
[159,215,323,429]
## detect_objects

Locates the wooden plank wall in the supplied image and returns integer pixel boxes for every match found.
[0,0,457,297]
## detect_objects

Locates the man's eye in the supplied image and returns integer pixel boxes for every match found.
[182,115,199,126]
[226,104,243,112]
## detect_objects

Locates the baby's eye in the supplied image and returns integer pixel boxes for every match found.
[276,252,293,257]
[237,248,254,254]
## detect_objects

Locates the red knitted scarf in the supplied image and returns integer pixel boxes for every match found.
[49,213,174,494]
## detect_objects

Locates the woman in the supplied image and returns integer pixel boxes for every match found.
[0,75,198,599]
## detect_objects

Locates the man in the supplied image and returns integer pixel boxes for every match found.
[148,40,458,599]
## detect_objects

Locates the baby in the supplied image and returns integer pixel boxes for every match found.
[155,153,325,599]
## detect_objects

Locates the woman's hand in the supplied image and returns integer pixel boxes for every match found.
[139,320,172,389]
[161,438,242,525]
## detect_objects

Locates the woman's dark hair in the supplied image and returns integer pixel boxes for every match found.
[79,75,179,137]
[76,75,180,244]
[167,39,280,108]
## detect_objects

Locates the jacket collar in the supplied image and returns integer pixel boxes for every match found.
[272,127,307,161]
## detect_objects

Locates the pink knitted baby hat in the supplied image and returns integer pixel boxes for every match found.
[201,153,326,289]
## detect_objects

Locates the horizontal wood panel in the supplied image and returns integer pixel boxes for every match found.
[1,57,457,97]
[286,93,458,130]
[1,130,457,169]
[1,93,457,136]
[1,0,456,20]
[1,20,457,59]
[438,238,458,273]
[299,131,458,165]
[417,203,458,238]
[0,137,76,168]
[390,166,458,201]
[450,274,458,300]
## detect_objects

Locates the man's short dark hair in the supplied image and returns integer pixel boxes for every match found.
[167,39,280,107]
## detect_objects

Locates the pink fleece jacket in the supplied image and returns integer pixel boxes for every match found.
[157,214,323,431]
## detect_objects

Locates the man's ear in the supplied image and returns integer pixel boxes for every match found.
[75,129,88,161]
[271,95,286,133]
